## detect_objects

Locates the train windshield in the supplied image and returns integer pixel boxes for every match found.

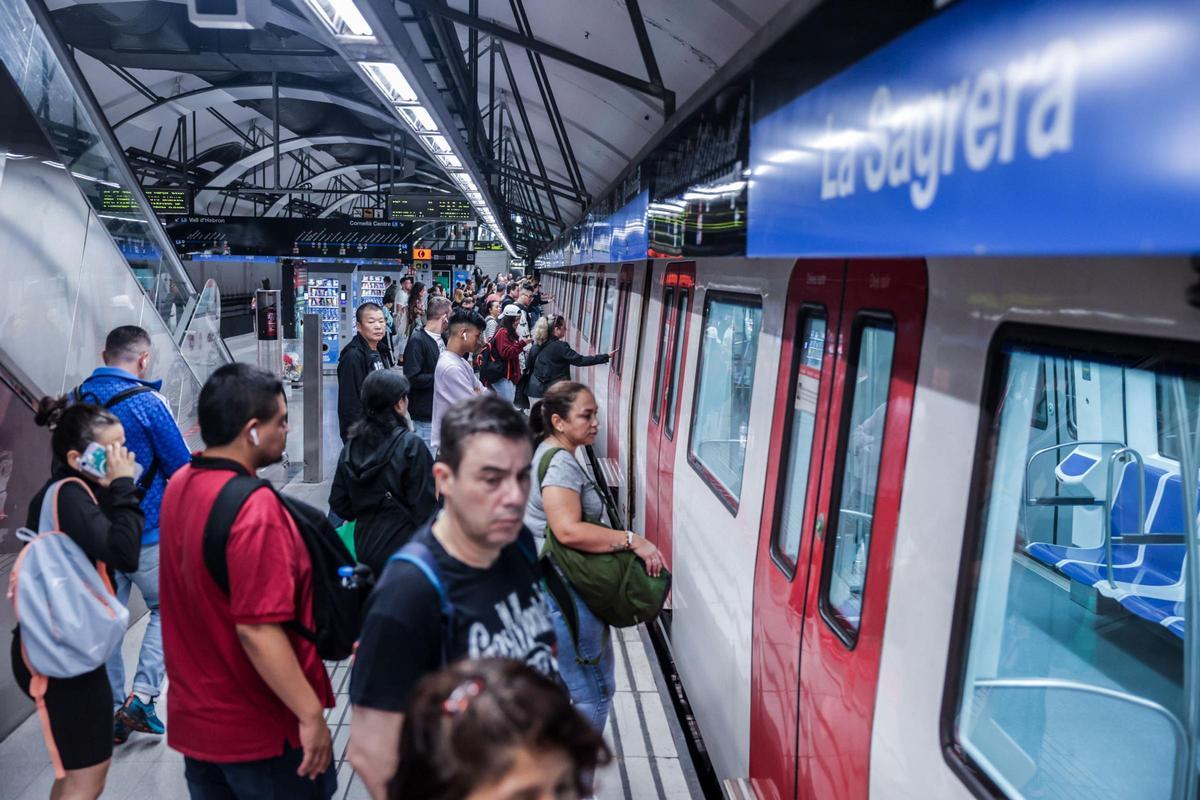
[955,340,1200,799]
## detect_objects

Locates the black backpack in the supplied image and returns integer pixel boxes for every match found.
[71,382,160,492]
[477,340,509,385]
[203,475,373,661]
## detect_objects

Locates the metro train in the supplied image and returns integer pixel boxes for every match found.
[528,0,1200,798]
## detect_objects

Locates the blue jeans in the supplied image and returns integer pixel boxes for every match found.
[184,744,337,799]
[492,379,515,403]
[412,419,433,453]
[106,542,164,708]
[545,580,615,733]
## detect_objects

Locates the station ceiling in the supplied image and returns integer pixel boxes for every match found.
[44,0,793,251]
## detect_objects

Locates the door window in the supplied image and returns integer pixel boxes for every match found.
[822,318,895,640]
[950,335,1196,799]
[582,277,596,342]
[651,287,675,424]
[687,293,763,510]
[664,289,691,439]
[600,279,617,352]
[613,280,631,376]
[774,312,828,573]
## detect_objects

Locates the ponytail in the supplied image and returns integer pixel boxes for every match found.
[529,381,587,445]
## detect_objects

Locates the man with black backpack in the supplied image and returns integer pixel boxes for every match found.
[159,364,340,799]
[347,395,558,800]
[72,325,192,745]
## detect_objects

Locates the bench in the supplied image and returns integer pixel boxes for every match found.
[1025,459,1188,639]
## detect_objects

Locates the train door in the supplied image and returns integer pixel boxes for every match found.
[794,259,926,799]
[606,266,634,459]
[749,260,846,800]
[644,262,696,568]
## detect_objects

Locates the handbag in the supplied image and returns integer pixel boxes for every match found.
[536,448,670,632]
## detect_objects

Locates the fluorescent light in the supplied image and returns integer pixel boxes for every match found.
[422,134,451,154]
[305,0,374,38]
[399,106,437,132]
[358,62,417,104]
[435,154,463,170]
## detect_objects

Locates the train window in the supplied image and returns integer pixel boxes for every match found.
[583,277,596,342]
[687,293,763,511]
[592,278,607,343]
[949,336,1198,800]
[1156,373,1200,461]
[651,287,675,424]
[821,318,895,641]
[664,289,691,439]
[599,279,617,353]
[773,311,828,574]
[612,281,631,376]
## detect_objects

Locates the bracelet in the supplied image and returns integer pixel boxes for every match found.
[626,531,635,550]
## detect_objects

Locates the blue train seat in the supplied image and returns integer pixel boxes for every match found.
[1026,462,1189,638]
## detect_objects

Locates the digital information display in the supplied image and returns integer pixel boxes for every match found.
[101,188,190,214]
[389,194,474,221]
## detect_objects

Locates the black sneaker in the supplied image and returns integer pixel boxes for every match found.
[114,717,131,745]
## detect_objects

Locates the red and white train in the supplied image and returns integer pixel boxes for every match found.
[529,1,1200,797]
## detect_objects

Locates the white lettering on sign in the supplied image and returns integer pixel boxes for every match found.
[819,38,1078,210]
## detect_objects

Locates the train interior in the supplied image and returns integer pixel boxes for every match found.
[957,343,1194,799]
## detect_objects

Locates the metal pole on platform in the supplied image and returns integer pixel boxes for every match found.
[303,313,323,483]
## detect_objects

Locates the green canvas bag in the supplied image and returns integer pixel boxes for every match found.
[536,447,671,630]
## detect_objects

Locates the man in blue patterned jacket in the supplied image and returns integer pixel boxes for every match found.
[72,325,192,744]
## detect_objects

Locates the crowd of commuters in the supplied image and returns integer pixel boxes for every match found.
[9,270,651,800]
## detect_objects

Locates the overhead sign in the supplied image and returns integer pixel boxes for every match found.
[389,194,474,221]
[431,249,476,265]
[102,187,190,214]
[748,0,1200,256]
[164,216,413,258]
[413,247,432,260]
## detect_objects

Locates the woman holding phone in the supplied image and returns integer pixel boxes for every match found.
[10,397,143,800]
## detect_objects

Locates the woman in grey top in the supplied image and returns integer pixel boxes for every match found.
[524,381,663,732]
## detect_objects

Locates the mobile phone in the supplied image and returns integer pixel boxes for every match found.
[78,442,108,479]
[78,442,143,482]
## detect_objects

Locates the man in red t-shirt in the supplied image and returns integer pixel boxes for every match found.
[160,363,335,798]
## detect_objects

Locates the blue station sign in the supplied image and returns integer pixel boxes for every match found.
[748,0,1200,257]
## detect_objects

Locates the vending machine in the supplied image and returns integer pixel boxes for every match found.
[306,277,342,366]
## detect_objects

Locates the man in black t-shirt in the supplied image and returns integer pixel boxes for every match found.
[347,395,556,799]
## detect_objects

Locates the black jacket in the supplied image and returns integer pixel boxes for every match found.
[337,334,389,441]
[26,468,144,575]
[329,426,437,577]
[529,338,609,397]
[403,328,441,422]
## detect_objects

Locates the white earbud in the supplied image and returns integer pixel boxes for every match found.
[249,428,260,446]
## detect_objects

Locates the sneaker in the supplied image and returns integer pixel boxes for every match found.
[113,717,131,745]
[116,695,165,736]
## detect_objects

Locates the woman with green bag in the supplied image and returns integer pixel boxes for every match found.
[524,381,665,732]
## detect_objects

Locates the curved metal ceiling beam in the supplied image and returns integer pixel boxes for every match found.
[112,83,402,134]
[318,180,455,218]
[264,166,452,216]
[195,135,438,210]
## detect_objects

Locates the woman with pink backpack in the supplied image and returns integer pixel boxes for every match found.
[9,397,143,799]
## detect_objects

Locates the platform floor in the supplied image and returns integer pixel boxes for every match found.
[0,335,702,799]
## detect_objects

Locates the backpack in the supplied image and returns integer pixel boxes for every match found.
[8,478,130,680]
[8,478,130,778]
[203,476,372,661]
[476,340,509,385]
[389,529,538,666]
[536,448,671,631]
[71,381,160,493]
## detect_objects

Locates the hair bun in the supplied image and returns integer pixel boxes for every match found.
[33,395,69,429]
